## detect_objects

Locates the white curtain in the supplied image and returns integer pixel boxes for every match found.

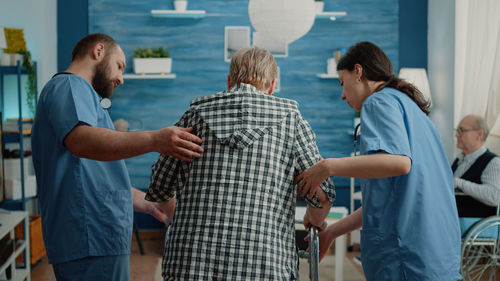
[455,0,500,137]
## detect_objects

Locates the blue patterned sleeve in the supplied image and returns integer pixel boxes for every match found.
[293,112,336,208]
[145,109,195,202]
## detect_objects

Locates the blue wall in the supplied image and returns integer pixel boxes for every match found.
[399,0,428,68]
[58,0,427,226]
[57,0,89,72]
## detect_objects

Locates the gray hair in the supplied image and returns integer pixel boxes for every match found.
[228,46,277,91]
[471,115,490,141]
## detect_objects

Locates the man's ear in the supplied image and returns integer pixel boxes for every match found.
[267,79,277,95]
[478,129,485,142]
[92,43,105,61]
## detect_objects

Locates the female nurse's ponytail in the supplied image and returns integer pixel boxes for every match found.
[337,41,431,115]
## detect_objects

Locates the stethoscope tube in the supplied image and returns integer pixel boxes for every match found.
[353,123,361,155]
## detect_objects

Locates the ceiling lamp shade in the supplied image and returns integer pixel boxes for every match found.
[248,0,315,44]
[398,68,432,103]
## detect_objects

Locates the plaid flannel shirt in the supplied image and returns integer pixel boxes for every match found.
[146,83,335,280]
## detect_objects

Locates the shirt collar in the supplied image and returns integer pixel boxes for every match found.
[462,145,487,162]
[230,83,267,95]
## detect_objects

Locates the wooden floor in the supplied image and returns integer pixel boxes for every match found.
[30,232,365,281]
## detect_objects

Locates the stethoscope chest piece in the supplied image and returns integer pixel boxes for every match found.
[100,98,112,109]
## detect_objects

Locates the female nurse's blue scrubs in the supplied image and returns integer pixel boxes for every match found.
[358,88,462,281]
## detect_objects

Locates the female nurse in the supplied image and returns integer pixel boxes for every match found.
[295,41,462,281]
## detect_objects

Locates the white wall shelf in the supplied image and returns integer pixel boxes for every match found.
[123,73,176,80]
[316,73,339,79]
[316,11,347,21]
[151,10,206,18]
[0,210,30,281]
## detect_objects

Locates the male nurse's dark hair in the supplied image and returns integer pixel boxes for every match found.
[337,41,431,115]
[71,33,118,62]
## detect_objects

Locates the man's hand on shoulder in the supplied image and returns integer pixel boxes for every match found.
[154,126,204,162]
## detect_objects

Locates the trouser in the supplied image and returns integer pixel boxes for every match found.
[52,254,130,281]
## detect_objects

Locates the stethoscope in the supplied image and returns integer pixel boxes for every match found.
[353,123,361,156]
[100,98,112,110]
[52,72,112,110]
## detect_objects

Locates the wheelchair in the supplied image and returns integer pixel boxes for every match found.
[458,194,500,281]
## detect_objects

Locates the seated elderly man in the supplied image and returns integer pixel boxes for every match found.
[145,46,335,280]
[452,114,500,235]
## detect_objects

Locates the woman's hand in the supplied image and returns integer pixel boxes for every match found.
[148,202,171,226]
[317,226,336,262]
[304,224,336,262]
[295,159,332,199]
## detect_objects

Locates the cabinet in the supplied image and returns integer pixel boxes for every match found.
[0,210,30,281]
[0,62,37,211]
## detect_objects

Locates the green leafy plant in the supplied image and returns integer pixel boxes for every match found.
[19,50,36,115]
[133,47,170,58]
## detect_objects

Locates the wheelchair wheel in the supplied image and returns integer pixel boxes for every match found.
[461,215,500,281]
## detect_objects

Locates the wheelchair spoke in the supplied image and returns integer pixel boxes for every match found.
[461,216,500,281]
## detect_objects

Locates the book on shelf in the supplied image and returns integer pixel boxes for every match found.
[2,118,33,134]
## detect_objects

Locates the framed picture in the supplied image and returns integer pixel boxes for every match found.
[224,26,250,62]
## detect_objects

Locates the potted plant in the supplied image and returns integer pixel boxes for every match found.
[174,0,188,11]
[315,0,324,14]
[19,50,36,115]
[133,47,172,74]
[2,28,37,115]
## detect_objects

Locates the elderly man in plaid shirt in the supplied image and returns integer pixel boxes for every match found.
[146,46,336,280]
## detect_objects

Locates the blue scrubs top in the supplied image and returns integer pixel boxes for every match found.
[359,88,462,281]
[31,74,133,264]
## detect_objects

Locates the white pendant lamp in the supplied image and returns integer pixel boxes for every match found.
[248,0,316,44]
[398,68,432,103]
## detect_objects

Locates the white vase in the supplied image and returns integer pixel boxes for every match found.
[0,53,11,66]
[10,53,23,66]
[315,2,324,14]
[327,58,337,75]
[174,0,188,11]
[133,58,172,74]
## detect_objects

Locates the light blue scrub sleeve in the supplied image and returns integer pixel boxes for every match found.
[45,77,99,144]
[360,95,412,159]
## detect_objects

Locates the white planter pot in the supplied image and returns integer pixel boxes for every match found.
[315,2,324,14]
[174,0,188,11]
[133,58,172,74]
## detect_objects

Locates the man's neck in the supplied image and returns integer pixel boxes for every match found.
[66,61,94,85]
[463,144,484,156]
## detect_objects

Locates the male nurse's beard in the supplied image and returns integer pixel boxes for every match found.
[93,61,114,98]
